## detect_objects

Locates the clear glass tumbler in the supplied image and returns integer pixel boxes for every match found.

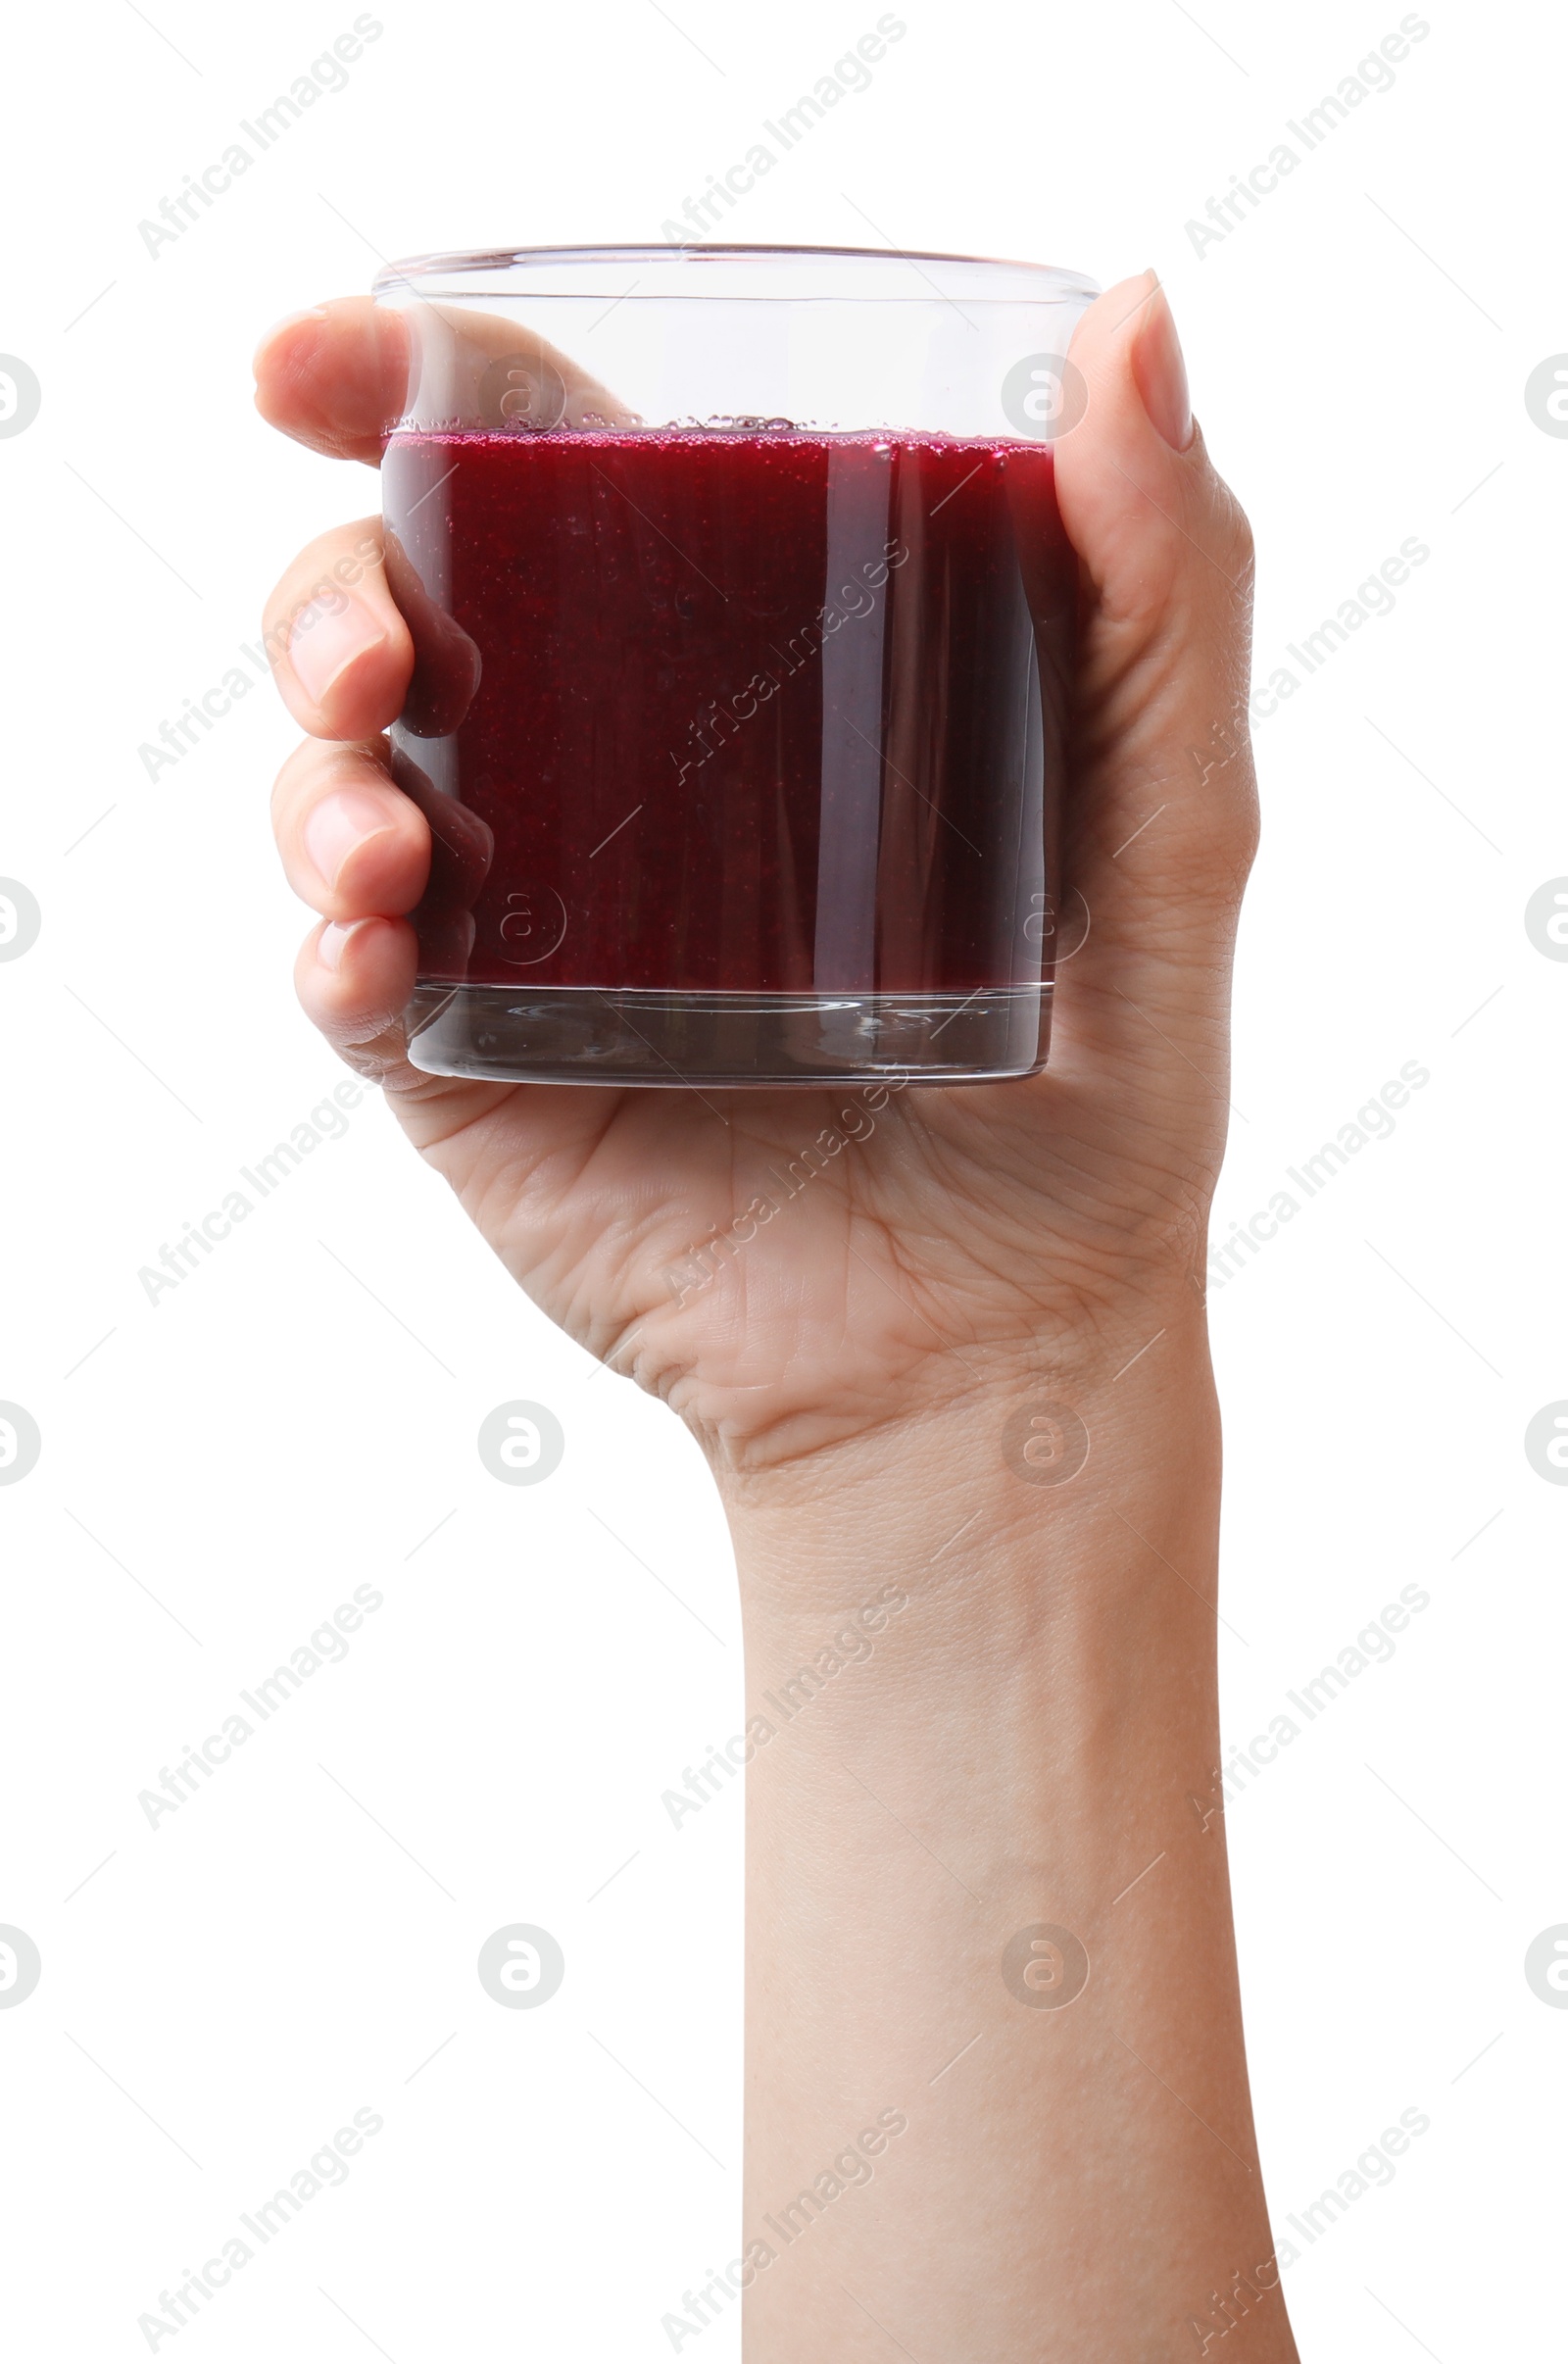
[371,243,1098,1086]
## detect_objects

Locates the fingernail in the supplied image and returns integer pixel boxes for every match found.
[1132,280,1194,453]
[288,592,386,708]
[253,305,328,372]
[304,790,395,890]
[318,919,361,971]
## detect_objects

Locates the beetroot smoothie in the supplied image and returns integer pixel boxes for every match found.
[384,426,1076,1079]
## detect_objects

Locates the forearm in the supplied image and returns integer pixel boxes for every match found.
[719,1319,1297,2360]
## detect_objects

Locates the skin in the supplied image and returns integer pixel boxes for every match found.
[257,271,1298,2358]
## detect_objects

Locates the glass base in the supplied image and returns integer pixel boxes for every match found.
[404,984,1050,1087]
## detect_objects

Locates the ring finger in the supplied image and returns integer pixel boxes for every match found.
[270,735,431,920]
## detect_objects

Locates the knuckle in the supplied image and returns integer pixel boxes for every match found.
[261,520,388,653]
[269,743,313,824]
[270,737,330,822]
[1194,806,1260,915]
[1212,480,1255,586]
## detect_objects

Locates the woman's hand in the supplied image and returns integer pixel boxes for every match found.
[257,274,1256,1478]
[258,282,1298,2361]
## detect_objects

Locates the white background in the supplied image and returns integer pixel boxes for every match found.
[1,1,1562,2355]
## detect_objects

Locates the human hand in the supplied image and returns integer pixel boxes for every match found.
[257,273,1255,1479]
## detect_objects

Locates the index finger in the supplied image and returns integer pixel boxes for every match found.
[253,296,408,465]
[252,291,637,465]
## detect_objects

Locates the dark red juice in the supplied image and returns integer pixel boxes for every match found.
[382,430,1076,1008]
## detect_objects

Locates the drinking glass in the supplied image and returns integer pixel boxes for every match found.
[372,243,1097,1085]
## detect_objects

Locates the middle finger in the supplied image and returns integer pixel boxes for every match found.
[271,736,431,918]
[263,517,415,742]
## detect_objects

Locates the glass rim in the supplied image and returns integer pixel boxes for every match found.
[373,242,1100,304]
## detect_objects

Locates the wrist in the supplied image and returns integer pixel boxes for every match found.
[714,1277,1219,1625]
[722,1306,1227,1879]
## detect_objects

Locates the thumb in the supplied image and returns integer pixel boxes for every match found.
[1046,271,1259,1123]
